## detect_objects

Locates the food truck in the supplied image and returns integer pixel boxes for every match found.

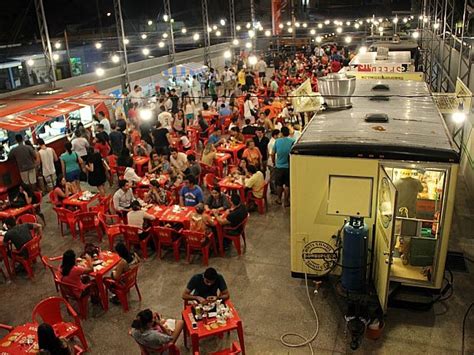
[290,79,459,312]
[0,86,109,187]
[349,50,415,73]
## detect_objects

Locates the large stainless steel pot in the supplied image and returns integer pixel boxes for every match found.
[319,73,356,109]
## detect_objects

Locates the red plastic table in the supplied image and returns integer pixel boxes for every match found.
[146,205,166,220]
[214,153,232,177]
[201,110,219,123]
[217,144,246,164]
[159,206,195,229]
[138,174,170,188]
[62,192,100,213]
[0,234,12,279]
[182,301,245,355]
[218,177,246,204]
[133,156,150,177]
[87,251,121,311]
[0,205,34,220]
[0,322,39,354]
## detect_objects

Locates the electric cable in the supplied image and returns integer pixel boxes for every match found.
[279,272,320,355]
[462,302,474,355]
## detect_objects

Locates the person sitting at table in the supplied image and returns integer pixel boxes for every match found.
[170,148,188,173]
[205,187,231,212]
[113,179,135,213]
[178,131,192,151]
[124,166,142,184]
[172,109,185,133]
[37,323,73,355]
[3,217,42,258]
[9,183,36,208]
[189,203,214,233]
[117,147,134,168]
[231,158,249,177]
[60,249,95,298]
[214,194,248,238]
[242,118,257,136]
[147,151,162,174]
[110,242,140,281]
[185,155,201,180]
[201,143,217,166]
[166,167,184,189]
[244,165,265,209]
[145,180,168,205]
[208,128,224,147]
[179,175,203,207]
[52,176,74,205]
[133,138,152,157]
[130,309,184,350]
[127,200,156,234]
[242,139,262,170]
[197,114,209,139]
[182,267,230,304]
[229,127,244,144]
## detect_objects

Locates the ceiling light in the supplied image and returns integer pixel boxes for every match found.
[124,38,129,45]
[288,27,293,33]
[220,19,226,26]
[346,21,351,26]
[111,54,120,63]
[181,28,187,34]
[139,109,153,120]
[158,41,165,48]
[223,50,231,59]
[433,23,440,29]
[453,112,466,124]
[248,30,255,38]
[212,25,218,30]
[315,36,322,43]
[27,59,34,66]
[141,34,147,39]
[52,53,60,61]
[193,33,200,41]
[248,55,257,66]
[336,27,342,33]
[163,14,169,22]
[54,42,61,49]
[142,47,150,55]
[236,25,241,31]
[245,42,252,49]
[95,42,102,49]
[310,29,316,35]
[295,22,300,27]
[354,23,360,29]
[378,26,384,32]
[324,20,330,25]
[106,12,111,17]
[232,38,239,45]
[95,68,105,76]
[302,23,307,28]
[279,24,284,29]
[246,23,251,29]
[318,23,323,29]
[162,33,168,38]
[265,30,271,37]
[147,20,153,26]
[215,30,221,36]
[412,31,419,38]
[286,21,291,26]
[403,17,408,23]
[345,36,352,43]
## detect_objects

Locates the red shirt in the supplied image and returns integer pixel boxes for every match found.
[94,142,110,158]
[61,265,88,296]
[331,61,342,73]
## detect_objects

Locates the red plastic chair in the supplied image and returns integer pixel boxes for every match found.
[204,173,219,190]
[56,278,92,320]
[246,182,269,214]
[32,296,88,350]
[90,194,112,215]
[16,213,38,224]
[41,255,62,292]
[11,236,42,279]
[52,207,78,239]
[73,345,86,355]
[151,226,182,262]
[49,190,62,207]
[104,266,142,312]
[221,214,249,256]
[108,155,118,177]
[121,225,151,259]
[76,212,103,244]
[116,165,127,179]
[134,188,148,200]
[208,342,242,355]
[182,230,217,266]
[98,212,123,249]
[0,323,13,332]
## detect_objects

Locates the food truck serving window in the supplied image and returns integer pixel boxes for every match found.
[35,115,66,144]
[68,106,93,131]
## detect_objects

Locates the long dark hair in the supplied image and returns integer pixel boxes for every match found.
[115,242,133,264]
[61,249,76,276]
[37,323,69,355]
[65,142,73,154]
[131,309,153,331]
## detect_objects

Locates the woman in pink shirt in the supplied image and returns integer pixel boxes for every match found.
[60,249,94,297]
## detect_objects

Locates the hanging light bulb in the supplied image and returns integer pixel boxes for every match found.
[236,25,241,31]
[315,36,322,43]
[123,38,130,45]
[158,41,165,48]
[295,22,300,27]
[95,68,105,76]
[403,17,408,23]
[163,14,169,22]
[215,30,221,36]
[302,23,307,28]
[346,21,351,26]
[279,23,284,29]
[27,59,34,66]
[245,42,252,49]
[345,36,352,43]
[223,50,231,59]
[142,47,150,55]
[310,29,316,35]
[318,23,323,29]
[95,42,102,49]
[288,27,293,33]
[336,27,343,34]
[181,28,187,34]
[220,19,226,26]
[265,30,271,36]
[212,25,218,30]
[324,20,330,25]
[286,21,291,26]
[162,33,168,38]
[412,31,420,39]
[193,33,200,41]
[111,54,120,63]
[354,23,360,29]
[433,22,440,29]
[246,23,251,29]
[232,38,239,45]
[378,26,384,32]
[248,29,255,38]
[141,33,147,40]
[207,26,212,33]
[147,20,153,26]
[393,17,398,24]
[54,42,61,49]
[248,55,258,66]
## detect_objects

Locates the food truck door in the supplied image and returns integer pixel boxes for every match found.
[374,166,398,313]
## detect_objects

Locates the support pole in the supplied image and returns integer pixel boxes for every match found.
[64,29,73,78]
[164,0,176,65]
[201,0,211,66]
[229,0,236,40]
[250,0,256,48]
[34,0,56,87]
[113,0,130,91]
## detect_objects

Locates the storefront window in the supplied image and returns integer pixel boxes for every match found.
[383,166,447,283]
[69,106,93,131]
[35,115,67,144]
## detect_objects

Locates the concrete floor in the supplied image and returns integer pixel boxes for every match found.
[0,178,473,355]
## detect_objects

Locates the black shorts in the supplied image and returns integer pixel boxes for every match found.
[274,168,289,187]
[258,72,266,78]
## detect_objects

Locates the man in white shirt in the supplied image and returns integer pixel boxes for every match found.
[130,85,143,106]
[71,130,89,159]
[113,180,135,213]
[124,167,142,183]
[98,111,111,134]
[127,200,156,230]
[170,148,188,173]
[158,107,173,131]
[37,138,58,190]
[256,58,267,79]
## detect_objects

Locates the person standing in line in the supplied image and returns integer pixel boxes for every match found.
[256,57,267,80]
[271,126,295,207]
[37,138,58,191]
[109,123,125,156]
[98,111,111,134]
[71,130,89,162]
[61,142,83,192]
[8,134,38,190]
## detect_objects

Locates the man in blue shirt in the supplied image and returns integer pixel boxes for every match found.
[179,175,204,206]
[271,126,295,207]
[207,128,223,147]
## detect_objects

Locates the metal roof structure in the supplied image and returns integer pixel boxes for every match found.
[292,79,459,163]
